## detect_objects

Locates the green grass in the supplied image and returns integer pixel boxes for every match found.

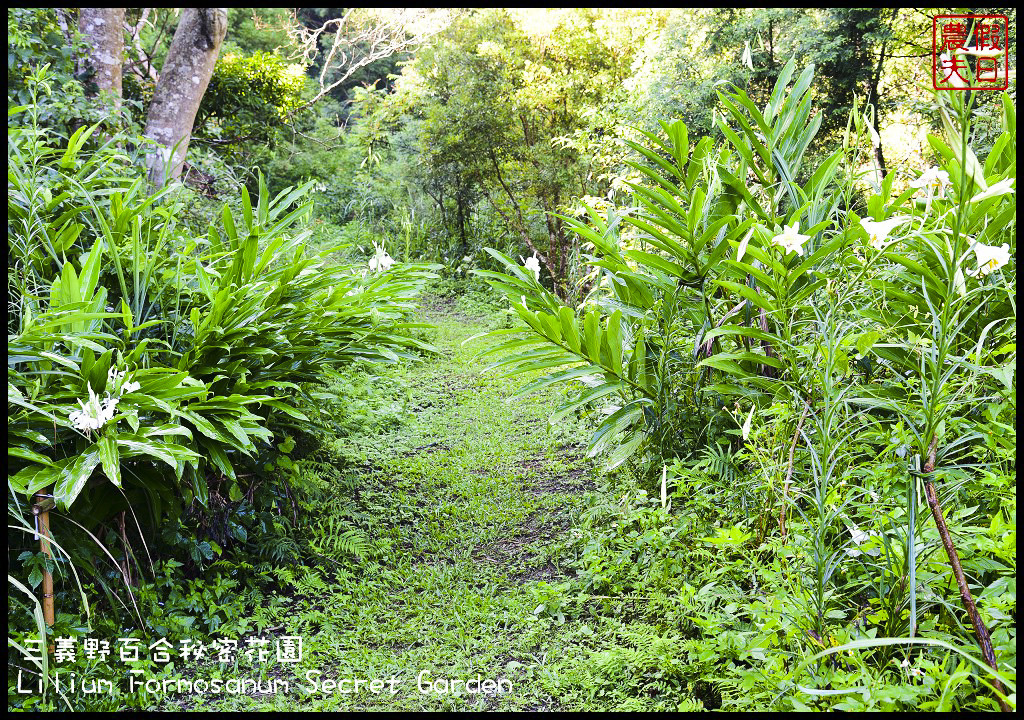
[33,291,996,712]
[178,298,612,711]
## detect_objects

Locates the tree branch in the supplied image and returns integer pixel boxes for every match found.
[921,436,1010,712]
[125,8,160,84]
[286,9,454,117]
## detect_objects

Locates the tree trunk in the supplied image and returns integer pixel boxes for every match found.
[78,8,126,110]
[867,38,888,178]
[455,192,469,259]
[144,8,228,189]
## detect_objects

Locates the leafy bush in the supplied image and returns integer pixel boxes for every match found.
[196,51,306,146]
[8,81,437,606]
[479,61,1016,709]
[7,71,444,701]
[9,123,434,513]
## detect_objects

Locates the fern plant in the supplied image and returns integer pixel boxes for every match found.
[308,516,371,560]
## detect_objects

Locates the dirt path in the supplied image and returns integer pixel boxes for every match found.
[210,306,600,710]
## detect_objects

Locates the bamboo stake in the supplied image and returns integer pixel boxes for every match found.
[921,437,1009,712]
[33,493,56,651]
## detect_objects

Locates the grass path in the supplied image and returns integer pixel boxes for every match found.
[212,303,607,710]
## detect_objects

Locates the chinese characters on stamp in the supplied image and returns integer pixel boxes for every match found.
[933,14,1010,90]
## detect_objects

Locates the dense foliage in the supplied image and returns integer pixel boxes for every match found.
[478,62,1016,709]
[7,6,1017,713]
[8,61,436,706]
[196,51,305,147]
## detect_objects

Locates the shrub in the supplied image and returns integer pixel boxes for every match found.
[8,102,436,533]
[478,61,1016,709]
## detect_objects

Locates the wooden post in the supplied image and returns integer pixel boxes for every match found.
[33,494,56,643]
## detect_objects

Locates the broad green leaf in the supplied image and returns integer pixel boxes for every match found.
[54,447,102,510]
[714,280,777,315]
[97,436,121,488]
[559,306,580,353]
[584,309,601,360]
[605,310,623,375]
[855,330,881,356]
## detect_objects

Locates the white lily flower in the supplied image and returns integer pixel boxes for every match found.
[938,53,968,89]
[954,267,967,298]
[860,216,909,250]
[771,222,811,256]
[741,405,754,440]
[866,122,881,149]
[973,242,1011,276]
[910,167,950,193]
[520,255,541,281]
[969,178,1014,203]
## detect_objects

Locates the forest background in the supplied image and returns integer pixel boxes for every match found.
[13,8,1013,284]
[7,6,1017,712]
